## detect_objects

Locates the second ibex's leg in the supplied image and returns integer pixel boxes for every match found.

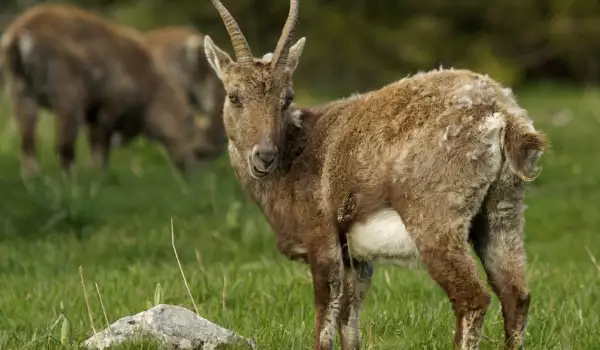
[471,179,531,350]
[11,89,39,175]
[86,114,113,170]
[308,229,344,350]
[55,108,82,174]
[338,260,373,350]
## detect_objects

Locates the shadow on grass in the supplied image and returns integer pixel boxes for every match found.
[0,151,241,244]
[0,158,114,241]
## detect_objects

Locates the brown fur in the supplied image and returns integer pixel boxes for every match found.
[0,4,200,174]
[205,1,548,349]
[144,26,227,160]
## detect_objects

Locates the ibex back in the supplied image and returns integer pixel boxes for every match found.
[204,0,548,349]
[0,4,199,174]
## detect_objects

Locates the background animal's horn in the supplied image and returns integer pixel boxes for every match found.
[271,0,299,71]
[210,0,253,65]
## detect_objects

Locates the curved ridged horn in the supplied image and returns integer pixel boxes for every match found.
[270,0,299,71]
[210,0,253,65]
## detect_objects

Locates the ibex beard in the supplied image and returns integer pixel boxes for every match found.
[204,0,548,349]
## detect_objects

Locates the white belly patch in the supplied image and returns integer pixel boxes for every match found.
[347,209,421,268]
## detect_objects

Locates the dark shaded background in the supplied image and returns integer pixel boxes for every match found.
[2,0,599,95]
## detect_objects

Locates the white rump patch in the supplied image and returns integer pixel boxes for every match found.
[1,33,11,49]
[482,112,505,151]
[347,209,420,267]
[184,35,203,63]
[196,76,218,114]
[18,32,35,58]
[481,112,505,133]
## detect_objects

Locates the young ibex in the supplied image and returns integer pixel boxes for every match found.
[0,4,199,174]
[143,25,228,160]
[204,0,547,349]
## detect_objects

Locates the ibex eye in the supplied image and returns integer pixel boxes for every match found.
[228,94,241,105]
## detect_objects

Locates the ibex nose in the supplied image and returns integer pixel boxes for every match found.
[251,144,278,171]
[256,148,276,165]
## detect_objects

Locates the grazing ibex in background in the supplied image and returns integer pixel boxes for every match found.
[0,4,200,175]
[204,0,548,349]
[144,25,227,160]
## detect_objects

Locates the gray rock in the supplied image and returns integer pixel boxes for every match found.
[82,304,255,349]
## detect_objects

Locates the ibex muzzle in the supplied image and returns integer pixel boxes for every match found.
[250,139,278,177]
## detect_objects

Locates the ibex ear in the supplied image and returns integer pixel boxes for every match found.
[204,35,234,80]
[286,37,306,73]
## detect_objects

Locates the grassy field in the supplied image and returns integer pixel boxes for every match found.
[0,84,599,350]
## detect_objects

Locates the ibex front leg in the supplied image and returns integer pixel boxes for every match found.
[87,111,113,170]
[338,260,373,350]
[308,227,344,350]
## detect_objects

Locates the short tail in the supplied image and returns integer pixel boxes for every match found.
[503,108,548,182]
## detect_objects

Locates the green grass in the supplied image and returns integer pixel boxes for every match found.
[0,84,599,350]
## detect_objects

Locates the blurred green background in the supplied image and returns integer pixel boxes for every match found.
[2,0,600,94]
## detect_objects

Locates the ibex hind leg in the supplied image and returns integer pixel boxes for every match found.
[54,104,83,174]
[390,154,497,348]
[471,173,531,350]
[10,84,39,176]
[392,198,491,349]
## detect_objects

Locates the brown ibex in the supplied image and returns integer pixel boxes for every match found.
[204,0,548,349]
[144,25,227,160]
[0,4,199,175]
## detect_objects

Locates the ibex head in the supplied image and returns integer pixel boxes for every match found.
[204,0,305,179]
